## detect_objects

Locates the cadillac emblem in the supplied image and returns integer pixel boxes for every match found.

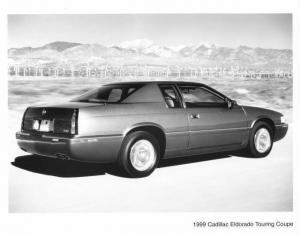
[42,109,47,115]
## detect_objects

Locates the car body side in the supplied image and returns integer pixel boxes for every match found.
[16,82,288,163]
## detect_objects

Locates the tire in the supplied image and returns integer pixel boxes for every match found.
[118,131,160,178]
[246,121,274,158]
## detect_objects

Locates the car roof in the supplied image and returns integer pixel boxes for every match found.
[107,81,206,86]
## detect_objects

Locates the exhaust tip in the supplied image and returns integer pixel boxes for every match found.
[55,153,71,160]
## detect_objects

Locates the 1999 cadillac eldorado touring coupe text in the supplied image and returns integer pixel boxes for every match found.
[16,81,288,177]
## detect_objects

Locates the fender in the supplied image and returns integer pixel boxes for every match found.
[123,122,166,137]
[249,115,274,129]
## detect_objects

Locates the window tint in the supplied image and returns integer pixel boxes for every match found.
[179,86,225,108]
[159,85,181,108]
[107,88,122,102]
[72,84,143,103]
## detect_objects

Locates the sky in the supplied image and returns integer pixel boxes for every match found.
[8,14,292,49]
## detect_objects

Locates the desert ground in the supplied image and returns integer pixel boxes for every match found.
[8,77,293,212]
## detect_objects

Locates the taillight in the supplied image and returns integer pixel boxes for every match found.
[21,108,28,131]
[71,109,78,135]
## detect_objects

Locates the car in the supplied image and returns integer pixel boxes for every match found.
[16,81,288,177]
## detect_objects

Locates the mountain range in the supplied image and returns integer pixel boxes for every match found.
[8,39,292,70]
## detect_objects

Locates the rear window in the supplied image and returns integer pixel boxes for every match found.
[72,84,144,103]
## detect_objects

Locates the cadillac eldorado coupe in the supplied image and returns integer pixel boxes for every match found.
[16,81,288,177]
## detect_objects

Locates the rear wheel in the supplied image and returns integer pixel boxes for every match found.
[247,121,273,158]
[118,131,160,177]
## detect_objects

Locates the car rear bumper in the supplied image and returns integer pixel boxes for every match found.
[274,123,288,142]
[16,132,123,163]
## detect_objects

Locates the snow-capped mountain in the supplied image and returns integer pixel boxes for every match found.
[116,39,178,58]
[8,39,292,70]
[180,43,214,57]
[118,39,154,52]
[169,45,186,52]
[62,43,123,60]
[142,44,179,58]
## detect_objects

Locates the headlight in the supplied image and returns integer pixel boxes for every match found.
[280,116,286,124]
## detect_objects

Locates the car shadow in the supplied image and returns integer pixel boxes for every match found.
[11,153,232,178]
[11,155,111,178]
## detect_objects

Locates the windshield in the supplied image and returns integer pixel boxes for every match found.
[71,84,144,103]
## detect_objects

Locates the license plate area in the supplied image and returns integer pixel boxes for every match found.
[33,119,54,132]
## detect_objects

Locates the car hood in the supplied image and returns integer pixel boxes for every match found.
[241,105,283,125]
[242,105,282,116]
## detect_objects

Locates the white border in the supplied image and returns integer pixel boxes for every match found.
[1,0,299,236]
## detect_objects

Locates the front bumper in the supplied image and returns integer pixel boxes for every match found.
[273,123,288,142]
[16,131,123,163]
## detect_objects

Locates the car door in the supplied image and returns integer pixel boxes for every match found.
[158,84,189,158]
[177,84,248,152]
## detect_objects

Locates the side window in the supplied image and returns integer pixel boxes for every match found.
[159,85,181,108]
[107,88,122,102]
[72,84,143,103]
[179,86,225,108]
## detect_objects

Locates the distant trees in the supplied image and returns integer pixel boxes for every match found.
[8,64,293,80]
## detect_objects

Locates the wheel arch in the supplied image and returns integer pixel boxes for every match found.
[250,116,276,137]
[123,122,166,158]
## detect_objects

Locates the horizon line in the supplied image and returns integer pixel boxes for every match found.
[8,39,293,51]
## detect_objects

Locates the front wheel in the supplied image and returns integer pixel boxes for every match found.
[118,131,160,178]
[246,121,273,158]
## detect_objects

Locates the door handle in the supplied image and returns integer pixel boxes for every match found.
[190,113,201,119]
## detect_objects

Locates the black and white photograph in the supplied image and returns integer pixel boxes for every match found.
[2,0,300,234]
[7,13,293,213]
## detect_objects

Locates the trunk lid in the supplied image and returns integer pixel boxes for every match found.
[22,107,78,136]
[22,102,105,136]
[33,101,104,109]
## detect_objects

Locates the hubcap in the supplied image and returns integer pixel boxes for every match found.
[254,128,271,153]
[129,139,156,171]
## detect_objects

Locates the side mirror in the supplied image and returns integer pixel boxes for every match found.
[227,99,237,109]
